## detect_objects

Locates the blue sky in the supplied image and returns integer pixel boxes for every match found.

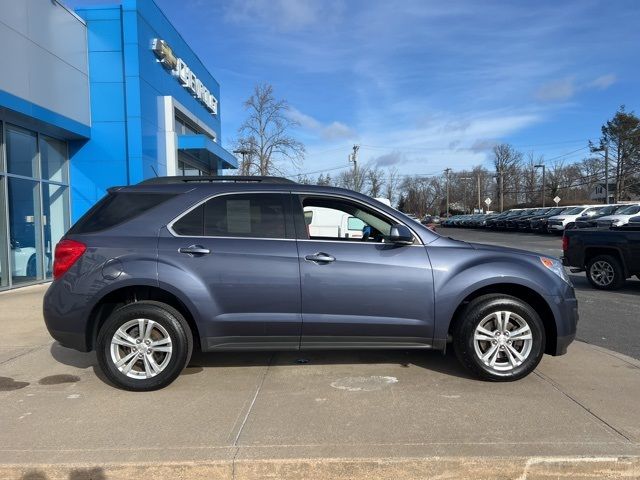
[68,0,640,177]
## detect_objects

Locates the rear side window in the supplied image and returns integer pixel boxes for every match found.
[68,192,176,234]
[172,193,291,239]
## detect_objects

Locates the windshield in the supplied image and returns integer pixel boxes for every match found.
[564,207,585,215]
[617,205,640,215]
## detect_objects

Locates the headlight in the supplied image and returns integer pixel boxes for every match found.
[540,257,572,285]
[612,219,623,226]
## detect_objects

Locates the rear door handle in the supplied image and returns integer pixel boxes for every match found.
[178,245,211,256]
[305,252,335,263]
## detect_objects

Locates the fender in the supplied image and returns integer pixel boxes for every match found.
[427,246,564,342]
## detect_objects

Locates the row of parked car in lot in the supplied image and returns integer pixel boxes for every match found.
[441,203,640,233]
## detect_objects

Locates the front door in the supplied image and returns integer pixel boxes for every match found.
[158,192,302,350]
[294,194,435,349]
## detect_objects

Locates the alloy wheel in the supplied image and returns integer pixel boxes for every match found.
[110,318,173,379]
[473,311,533,372]
[589,261,614,287]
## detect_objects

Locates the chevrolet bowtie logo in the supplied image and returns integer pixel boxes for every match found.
[151,38,178,70]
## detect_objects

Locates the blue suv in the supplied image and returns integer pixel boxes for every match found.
[44,176,578,390]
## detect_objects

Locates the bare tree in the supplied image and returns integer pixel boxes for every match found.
[237,83,305,176]
[492,143,523,210]
[384,167,401,207]
[366,166,385,197]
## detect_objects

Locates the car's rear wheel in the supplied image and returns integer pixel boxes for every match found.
[453,294,545,381]
[96,300,192,391]
[586,255,625,290]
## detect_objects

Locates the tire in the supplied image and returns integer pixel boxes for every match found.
[26,255,37,278]
[586,255,626,290]
[96,300,193,391]
[453,294,545,381]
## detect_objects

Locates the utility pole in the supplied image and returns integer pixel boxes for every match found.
[499,169,504,212]
[349,145,360,191]
[594,145,611,204]
[534,164,546,207]
[460,177,473,213]
[604,145,610,204]
[444,168,452,217]
[477,173,482,213]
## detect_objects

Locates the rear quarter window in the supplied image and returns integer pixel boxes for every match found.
[68,192,176,234]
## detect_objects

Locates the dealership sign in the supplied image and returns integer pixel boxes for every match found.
[151,39,218,115]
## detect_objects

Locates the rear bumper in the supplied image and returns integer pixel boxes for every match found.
[43,281,92,352]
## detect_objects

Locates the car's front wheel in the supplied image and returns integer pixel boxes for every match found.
[96,300,193,391]
[453,294,545,381]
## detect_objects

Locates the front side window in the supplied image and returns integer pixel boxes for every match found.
[299,196,394,242]
[172,193,290,239]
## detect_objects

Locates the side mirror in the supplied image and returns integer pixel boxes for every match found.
[388,224,414,245]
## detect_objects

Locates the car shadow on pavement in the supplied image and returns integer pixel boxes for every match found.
[189,348,479,381]
[48,343,115,387]
[49,341,479,385]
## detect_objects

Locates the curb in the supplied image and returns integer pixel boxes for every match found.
[2,456,640,480]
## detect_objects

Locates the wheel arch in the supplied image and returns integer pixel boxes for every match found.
[86,285,201,352]
[584,246,626,273]
[447,283,558,356]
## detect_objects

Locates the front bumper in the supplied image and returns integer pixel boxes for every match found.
[549,295,579,355]
[547,223,565,231]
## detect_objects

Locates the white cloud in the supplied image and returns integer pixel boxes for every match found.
[223,0,344,32]
[288,107,356,141]
[589,73,616,89]
[535,77,576,102]
[534,73,617,103]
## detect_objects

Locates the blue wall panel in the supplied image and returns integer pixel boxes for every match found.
[71,0,233,220]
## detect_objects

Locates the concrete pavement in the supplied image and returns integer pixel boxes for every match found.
[1,285,639,479]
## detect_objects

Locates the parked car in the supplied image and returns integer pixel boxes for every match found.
[0,240,38,279]
[573,205,627,229]
[511,208,552,231]
[562,224,640,289]
[44,176,578,390]
[595,204,640,229]
[547,206,599,233]
[491,209,524,230]
[530,207,575,233]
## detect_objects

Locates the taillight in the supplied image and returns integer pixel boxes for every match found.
[53,239,86,280]
[562,235,569,252]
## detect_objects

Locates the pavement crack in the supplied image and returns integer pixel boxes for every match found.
[0,345,48,366]
[232,353,275,447]
[534,370,633,443]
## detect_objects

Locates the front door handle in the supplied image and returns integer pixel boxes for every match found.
[305,252,335,263]
[179,245,211,256]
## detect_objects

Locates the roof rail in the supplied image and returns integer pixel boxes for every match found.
[138,176,296,185]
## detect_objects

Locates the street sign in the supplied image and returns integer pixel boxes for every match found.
[484,197,492,206]
[553,196,561,205]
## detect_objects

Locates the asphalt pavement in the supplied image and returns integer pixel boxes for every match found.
[437,227,640,360]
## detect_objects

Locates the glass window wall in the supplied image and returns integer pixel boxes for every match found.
[0,122,70,289]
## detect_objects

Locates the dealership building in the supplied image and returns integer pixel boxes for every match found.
[0,0,237,290]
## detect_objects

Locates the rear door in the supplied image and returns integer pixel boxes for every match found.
[158,192,302,350]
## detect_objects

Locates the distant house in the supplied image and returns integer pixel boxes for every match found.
[590,182,616,202]
[590,182,640,202]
